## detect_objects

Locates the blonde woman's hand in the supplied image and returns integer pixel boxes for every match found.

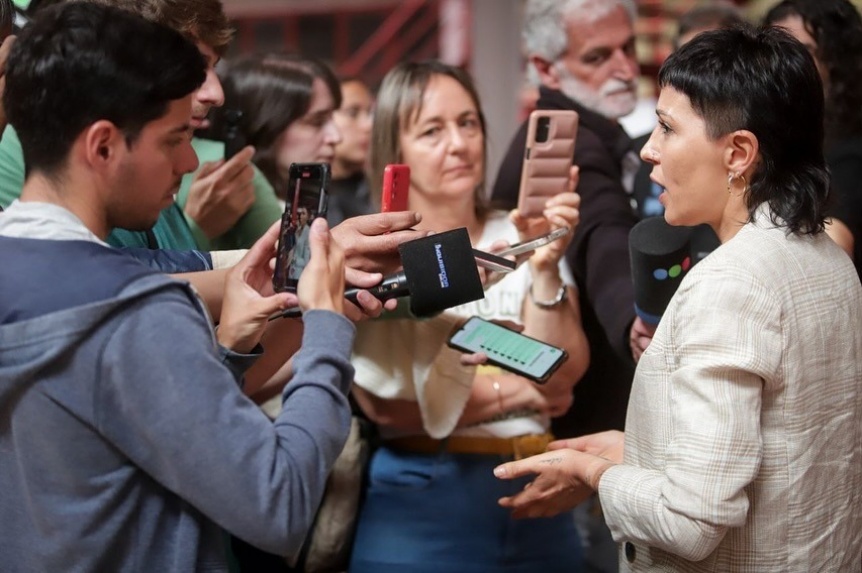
[509,166,580,272]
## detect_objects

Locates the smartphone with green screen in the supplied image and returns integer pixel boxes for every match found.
[447,316,568,383]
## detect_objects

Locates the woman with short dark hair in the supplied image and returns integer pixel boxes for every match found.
[494,24,862,572]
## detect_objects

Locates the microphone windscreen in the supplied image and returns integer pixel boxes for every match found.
[629,217,693,325]
[399,228,484,317]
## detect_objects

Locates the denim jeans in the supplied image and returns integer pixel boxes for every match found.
[349,446,584,573]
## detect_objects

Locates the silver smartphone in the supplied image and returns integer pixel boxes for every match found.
[496,227,571,258]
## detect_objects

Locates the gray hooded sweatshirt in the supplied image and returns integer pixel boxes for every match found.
[0,202,355,572]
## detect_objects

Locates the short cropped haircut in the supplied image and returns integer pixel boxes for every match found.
[370,60,489,220]
[214,53,341,198]
[660,24,828,235]
[4,2,206,177]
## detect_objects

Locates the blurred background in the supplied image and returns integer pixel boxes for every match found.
[16,0,862,180]
[209,0,861,178]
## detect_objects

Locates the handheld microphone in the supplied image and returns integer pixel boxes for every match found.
[270,228,485,320]
[629,217,693,325]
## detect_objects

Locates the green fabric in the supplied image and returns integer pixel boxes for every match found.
[0,126,25,210]
[108,203,199,250]
[177,138,282,251]
[0,128,281,250]
[0,126,196,249]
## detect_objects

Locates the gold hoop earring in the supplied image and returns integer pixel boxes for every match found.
[727,173,748,198]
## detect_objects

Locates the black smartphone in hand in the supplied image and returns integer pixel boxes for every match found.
[447,316,568,383]
[222,109,246,160]
[272,163,330,293]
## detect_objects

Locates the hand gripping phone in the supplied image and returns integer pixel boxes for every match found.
[447,316,568,384]
[517,110,579,218]
[381,164,410,212]
[272,163,329,293]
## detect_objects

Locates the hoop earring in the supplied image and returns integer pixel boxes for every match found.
[727,172,748,198]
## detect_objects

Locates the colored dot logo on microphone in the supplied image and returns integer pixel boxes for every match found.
[653,256,691,280]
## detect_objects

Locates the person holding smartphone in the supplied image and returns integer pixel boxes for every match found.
[211,52,343,207]
[347,61,590,573]
[0,6,358,571]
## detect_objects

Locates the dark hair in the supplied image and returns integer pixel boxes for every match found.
[675,2,745,49]
[764,0,862,143]
[4,2,206,177]
[213,53,341,198]
[370,60,490,220]
[659,24,828,235]
[27,0,233,56]
[0,0,13,38]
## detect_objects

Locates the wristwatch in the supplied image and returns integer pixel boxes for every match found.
[529,283,567,309]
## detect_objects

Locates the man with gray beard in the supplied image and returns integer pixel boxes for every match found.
[492,2,644,569]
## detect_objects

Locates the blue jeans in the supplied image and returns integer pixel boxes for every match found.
[349,446,583,573]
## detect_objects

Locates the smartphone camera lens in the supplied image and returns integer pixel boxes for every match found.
[535,117,551,143]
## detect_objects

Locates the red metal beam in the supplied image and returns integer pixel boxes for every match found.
[339,0,426,77]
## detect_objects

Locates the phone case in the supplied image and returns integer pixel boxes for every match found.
[517,110,579,218]
[381,164,410,212]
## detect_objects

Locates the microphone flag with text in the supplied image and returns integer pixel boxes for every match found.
[274,227,486,320]
[346,227,485,317]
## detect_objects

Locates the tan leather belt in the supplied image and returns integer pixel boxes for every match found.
[384,433,554,460]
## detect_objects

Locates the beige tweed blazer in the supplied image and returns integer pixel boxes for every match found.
[599,210,862,572]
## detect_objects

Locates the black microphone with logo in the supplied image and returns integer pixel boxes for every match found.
[273,227,493,320]
[629,217,694,326]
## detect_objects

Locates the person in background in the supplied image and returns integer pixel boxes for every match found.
[0,4,358,571]
[348,60,589,573]
[212,53,343,206]
[0,0,280,252]
[494,24,862,572]
[328,76,375,224]
[765,0,862,279]
[493,3,643,569]
[495,0,642,442]
[674,0,745,49]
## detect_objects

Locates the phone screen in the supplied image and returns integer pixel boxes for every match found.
[273,163,329,293]
[448,317,567,383]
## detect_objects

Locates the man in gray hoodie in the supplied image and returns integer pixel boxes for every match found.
[0,3,356,571]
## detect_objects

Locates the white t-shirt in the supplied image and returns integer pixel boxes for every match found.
[352,212,574,439]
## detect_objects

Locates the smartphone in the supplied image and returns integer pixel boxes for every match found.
[381,164,410,212]
[473,248,517,273]
[496,227,571,258]
[447,316,568,384]
[517,110,579,218]
[272,163,329,293]
[222,109,246,160]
